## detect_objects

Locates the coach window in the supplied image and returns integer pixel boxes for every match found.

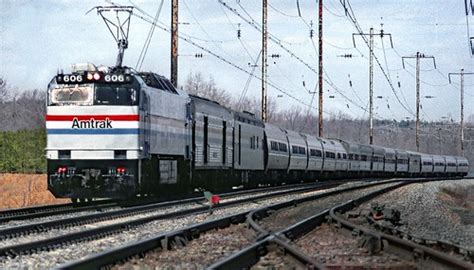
[270,141,278,151]
[279,143,288,152]
[299,147,306,155]
[292,146,299,154]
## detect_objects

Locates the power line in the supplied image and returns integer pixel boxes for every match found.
[131,9,344,117]
[237,50,262,110]
[135,0,163,71]
[268,2,299,18]
[339,0,416,117]
[323,4,345,18]
[219,0,371,116]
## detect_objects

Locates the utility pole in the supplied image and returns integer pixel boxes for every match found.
[368,27,374,145]
[353,27,393,145]
[171,0,179,87]
[449,69,474,156]
[261,0,268,122]
[318,0,323,137]
[402,52,436,152]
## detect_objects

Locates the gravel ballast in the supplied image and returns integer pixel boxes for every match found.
[258,182,400,233]
[115,224,256,269]
[295,223,416,268]
[0,181,379,268]
[357,179,474,250]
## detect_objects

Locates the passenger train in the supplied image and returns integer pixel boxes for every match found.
[46,64,469,201]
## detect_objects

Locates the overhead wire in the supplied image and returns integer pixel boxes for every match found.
[220,0,373,117]
[219,2,305,102]
[268,2,299,18]
[403,68,450,87]
[135,0,163,70]
[323,4,346,18]
[131,9,344,117]
[237,50,262,110]
[339,0,416,117]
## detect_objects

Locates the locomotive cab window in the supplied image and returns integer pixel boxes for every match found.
[95,85,139,106]
[48,77,140,106]
[48,84,93,106]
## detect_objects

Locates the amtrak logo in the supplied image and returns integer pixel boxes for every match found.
[72,117,113,129]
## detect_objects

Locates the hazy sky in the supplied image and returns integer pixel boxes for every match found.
[1,0,473,121]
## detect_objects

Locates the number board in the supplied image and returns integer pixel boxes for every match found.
[56,73,133,84]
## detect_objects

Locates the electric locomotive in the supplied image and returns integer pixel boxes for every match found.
[46,63,191,201]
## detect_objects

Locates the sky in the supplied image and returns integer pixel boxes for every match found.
[1,0,473,122]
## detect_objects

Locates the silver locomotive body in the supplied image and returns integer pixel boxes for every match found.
[46,65,189,200]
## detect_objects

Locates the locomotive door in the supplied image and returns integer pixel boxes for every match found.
[141,93,150,157]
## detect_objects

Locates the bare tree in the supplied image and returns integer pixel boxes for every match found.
[184,71,232,107]
[0,77,9,103]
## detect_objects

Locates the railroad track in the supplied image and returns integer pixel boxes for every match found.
[56,177,473,270]
[0,180,347,240]
[0,180,347,225]
[0,199,118,223]
[221,178,473,269]
[56,179,402,269]
[0,179,361,265]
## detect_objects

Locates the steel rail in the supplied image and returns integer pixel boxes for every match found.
[0,181,345,258]
[0,199,117,222]
[215,178,473,270]
[273,178,473,269]
[0,181,343,240]
[207,236,322,270]
[366,216,474,262]
[213,180,407,269]
[0,181,329,223]
[56,179,400,269]
[0,202,118,223]
[245,179,403,238]
[328,184,474,269]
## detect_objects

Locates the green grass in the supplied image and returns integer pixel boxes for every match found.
[0,129,46,173]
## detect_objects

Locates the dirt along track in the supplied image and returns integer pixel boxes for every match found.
[0,174,68,210]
